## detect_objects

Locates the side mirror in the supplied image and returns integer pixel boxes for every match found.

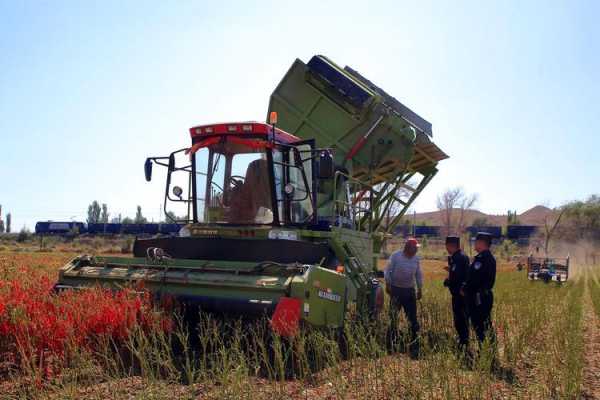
[172,186,183,199]
[317,151,334,179]
[144,158,153,181]
[168,154,176,172]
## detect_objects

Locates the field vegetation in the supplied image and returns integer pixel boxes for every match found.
[0,249,596,399]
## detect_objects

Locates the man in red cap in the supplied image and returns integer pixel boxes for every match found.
[384,237,423,342]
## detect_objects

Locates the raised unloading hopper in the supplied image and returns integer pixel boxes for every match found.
[268,55,448,185]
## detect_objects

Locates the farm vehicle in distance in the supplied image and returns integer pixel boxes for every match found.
[527,255,569,283]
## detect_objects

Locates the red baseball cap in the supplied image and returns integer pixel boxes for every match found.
[406,238,420,247]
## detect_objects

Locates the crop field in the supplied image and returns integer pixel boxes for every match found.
[0,251,598,399]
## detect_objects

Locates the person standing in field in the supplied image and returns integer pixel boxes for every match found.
[384,238,423,341]
[461,232,497,344]
[443,235,470,347]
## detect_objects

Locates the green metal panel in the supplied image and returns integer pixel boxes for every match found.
[290,266,346,328]
[58,256,291,304]
[330,227,373,270]
[268,57,417,178]
[268,55,448,238]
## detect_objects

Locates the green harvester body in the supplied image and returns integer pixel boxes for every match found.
[57,55,448,330]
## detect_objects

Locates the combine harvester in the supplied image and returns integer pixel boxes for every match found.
[56,55,448,334]
[527,255,570,283]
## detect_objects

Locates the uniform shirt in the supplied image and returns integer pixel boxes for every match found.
[447,250,470,295]
[463,249,496,293]
[384,251,423,290]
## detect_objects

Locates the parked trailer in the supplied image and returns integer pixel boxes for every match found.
[527,255,569,283]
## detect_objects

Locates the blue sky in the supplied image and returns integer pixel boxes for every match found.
[0,0,598,230]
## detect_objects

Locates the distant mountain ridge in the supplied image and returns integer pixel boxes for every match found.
[409,205,554,227]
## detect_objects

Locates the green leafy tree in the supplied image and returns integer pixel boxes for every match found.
[17,227,30,243]
[122,217,134,224]
[499,239,518,261]
[507,210,520,225]
[87,201,101,224]
[134,206,147,224]
[101,204,109,223]
[560,195,600,242]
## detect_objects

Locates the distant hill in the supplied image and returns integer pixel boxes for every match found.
[408,205,555,227]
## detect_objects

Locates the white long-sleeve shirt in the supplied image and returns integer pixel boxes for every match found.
[384,251,423,289]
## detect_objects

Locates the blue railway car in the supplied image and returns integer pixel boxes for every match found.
[392,225,411,237]
[159,224,183,234]
[392,225,441,238]
[35,221,86,235]
[507,225,537,240]
[120,224,144,235]
[87,223,106,235]
[35,221,186,236]
[142,223,159,235]
[105,223,122,234]
[466,226,502,238]
[87,223,125,235]
[413,226,440,237]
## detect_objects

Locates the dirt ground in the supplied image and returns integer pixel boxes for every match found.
[582,285,600,399]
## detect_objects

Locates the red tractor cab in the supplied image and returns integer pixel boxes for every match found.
[145,120,334,229]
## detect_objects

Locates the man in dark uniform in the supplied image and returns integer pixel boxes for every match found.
[461,232,497,344]
[443,236,470,347]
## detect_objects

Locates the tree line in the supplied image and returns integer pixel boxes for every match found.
[86,201,184,224]
[435,188,600,254]
[86,201,149,224]
[556,195,600,242]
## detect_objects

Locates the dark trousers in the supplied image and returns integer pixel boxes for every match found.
[389,286,420,338]
[467,291,495,343]
[451,294,469,345]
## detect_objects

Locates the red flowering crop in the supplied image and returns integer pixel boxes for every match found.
[0,259,171,377]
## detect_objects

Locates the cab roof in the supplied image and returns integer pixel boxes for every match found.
[189,122,300,144]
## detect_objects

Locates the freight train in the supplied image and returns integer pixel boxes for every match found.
[36,220,539,241]
[393,224,538,241]
[35,222,184,236]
